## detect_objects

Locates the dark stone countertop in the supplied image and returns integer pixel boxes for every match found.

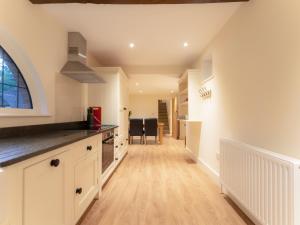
[0,124,117,167]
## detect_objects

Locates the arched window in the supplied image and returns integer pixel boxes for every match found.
[0,46,33,109]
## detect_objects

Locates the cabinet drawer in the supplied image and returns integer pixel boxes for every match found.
[118,136,127,148]
[71,136,99,162]
[119,138,126,148]
[114,130,119,144]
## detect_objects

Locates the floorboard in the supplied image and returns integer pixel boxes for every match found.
[79,137,254,225]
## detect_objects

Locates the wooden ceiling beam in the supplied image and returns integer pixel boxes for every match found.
[29,0,249,4]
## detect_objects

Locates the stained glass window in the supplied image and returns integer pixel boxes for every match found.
[0,46,33,109]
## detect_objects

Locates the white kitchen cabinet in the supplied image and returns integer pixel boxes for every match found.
[23,154,67,225]
[0,134,102,225]
[74,153,98,221]
[115,129,127,164]
[88,68,128,186]
[0,168,8,225]
[118,69,129,146]
[88,67,129,157]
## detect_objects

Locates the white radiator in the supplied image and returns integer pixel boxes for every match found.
[220,139,300,225]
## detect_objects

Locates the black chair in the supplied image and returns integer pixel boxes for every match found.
[129,119,144,144]
[144,118,158,144]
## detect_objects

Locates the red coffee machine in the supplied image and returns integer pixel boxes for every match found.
[87,107,102,129]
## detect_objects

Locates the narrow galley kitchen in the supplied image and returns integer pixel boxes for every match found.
[2,1,300,225]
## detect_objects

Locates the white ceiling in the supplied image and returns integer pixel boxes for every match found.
[124,65,184,94]
[40,3,241,67]
[39,3,242,94]
[129,74,179,95]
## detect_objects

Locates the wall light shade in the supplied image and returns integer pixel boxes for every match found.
[129,43,135,48]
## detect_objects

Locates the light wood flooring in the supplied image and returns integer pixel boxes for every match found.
[79,137,254,225]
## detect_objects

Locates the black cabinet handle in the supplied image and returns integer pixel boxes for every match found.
[121,143,124,146]
[126,138,128,141]
[87,145,93,151]
[123,107,127,111]
[115,134,119,137]
[50,159,60,167]
[115,157,119,160]
[75,188,83,195]
[115,146,118,148]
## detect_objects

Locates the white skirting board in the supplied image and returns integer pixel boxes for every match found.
[184,148,251,217]
[185,147,220,186]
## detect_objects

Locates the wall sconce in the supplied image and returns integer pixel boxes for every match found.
[199,87,211,98]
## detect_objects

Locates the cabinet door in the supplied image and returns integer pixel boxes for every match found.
[74,154,98,221]
[119,73,129,142]
[23,154,67,225]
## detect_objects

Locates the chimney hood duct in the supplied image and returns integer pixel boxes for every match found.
[61,32,105,83]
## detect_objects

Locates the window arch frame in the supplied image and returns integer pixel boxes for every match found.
[0,46,33,109]
[0,28,49,117]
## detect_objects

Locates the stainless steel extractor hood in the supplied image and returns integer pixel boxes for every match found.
[61,32,105,83]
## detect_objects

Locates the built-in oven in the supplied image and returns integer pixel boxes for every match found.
[102,129,114,174]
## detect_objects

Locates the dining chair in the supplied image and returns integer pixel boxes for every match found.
[144,118,158,144]
[129,119,144,144]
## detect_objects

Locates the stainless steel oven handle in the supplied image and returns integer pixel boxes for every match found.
[103,137,114,144]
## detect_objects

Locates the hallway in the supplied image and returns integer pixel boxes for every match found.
[79,138,254,225]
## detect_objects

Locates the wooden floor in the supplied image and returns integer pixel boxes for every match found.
[79,137,254,225]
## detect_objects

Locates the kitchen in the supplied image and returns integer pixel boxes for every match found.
[2,0,300,225]
[0,4,209,220]
[0,25,129,224]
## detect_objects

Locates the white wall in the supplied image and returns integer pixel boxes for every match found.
[0,0,100,127]
[129,94,171,118]
[193,0,300,174]
[187,70,202,121]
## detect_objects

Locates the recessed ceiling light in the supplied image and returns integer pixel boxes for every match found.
[129,43,135,48]
[139,90,143,94]
[135,82,139,86]
[170,90,174,94]
[183,42,189,47]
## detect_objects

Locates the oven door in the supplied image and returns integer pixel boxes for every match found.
[102,135,114,174]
